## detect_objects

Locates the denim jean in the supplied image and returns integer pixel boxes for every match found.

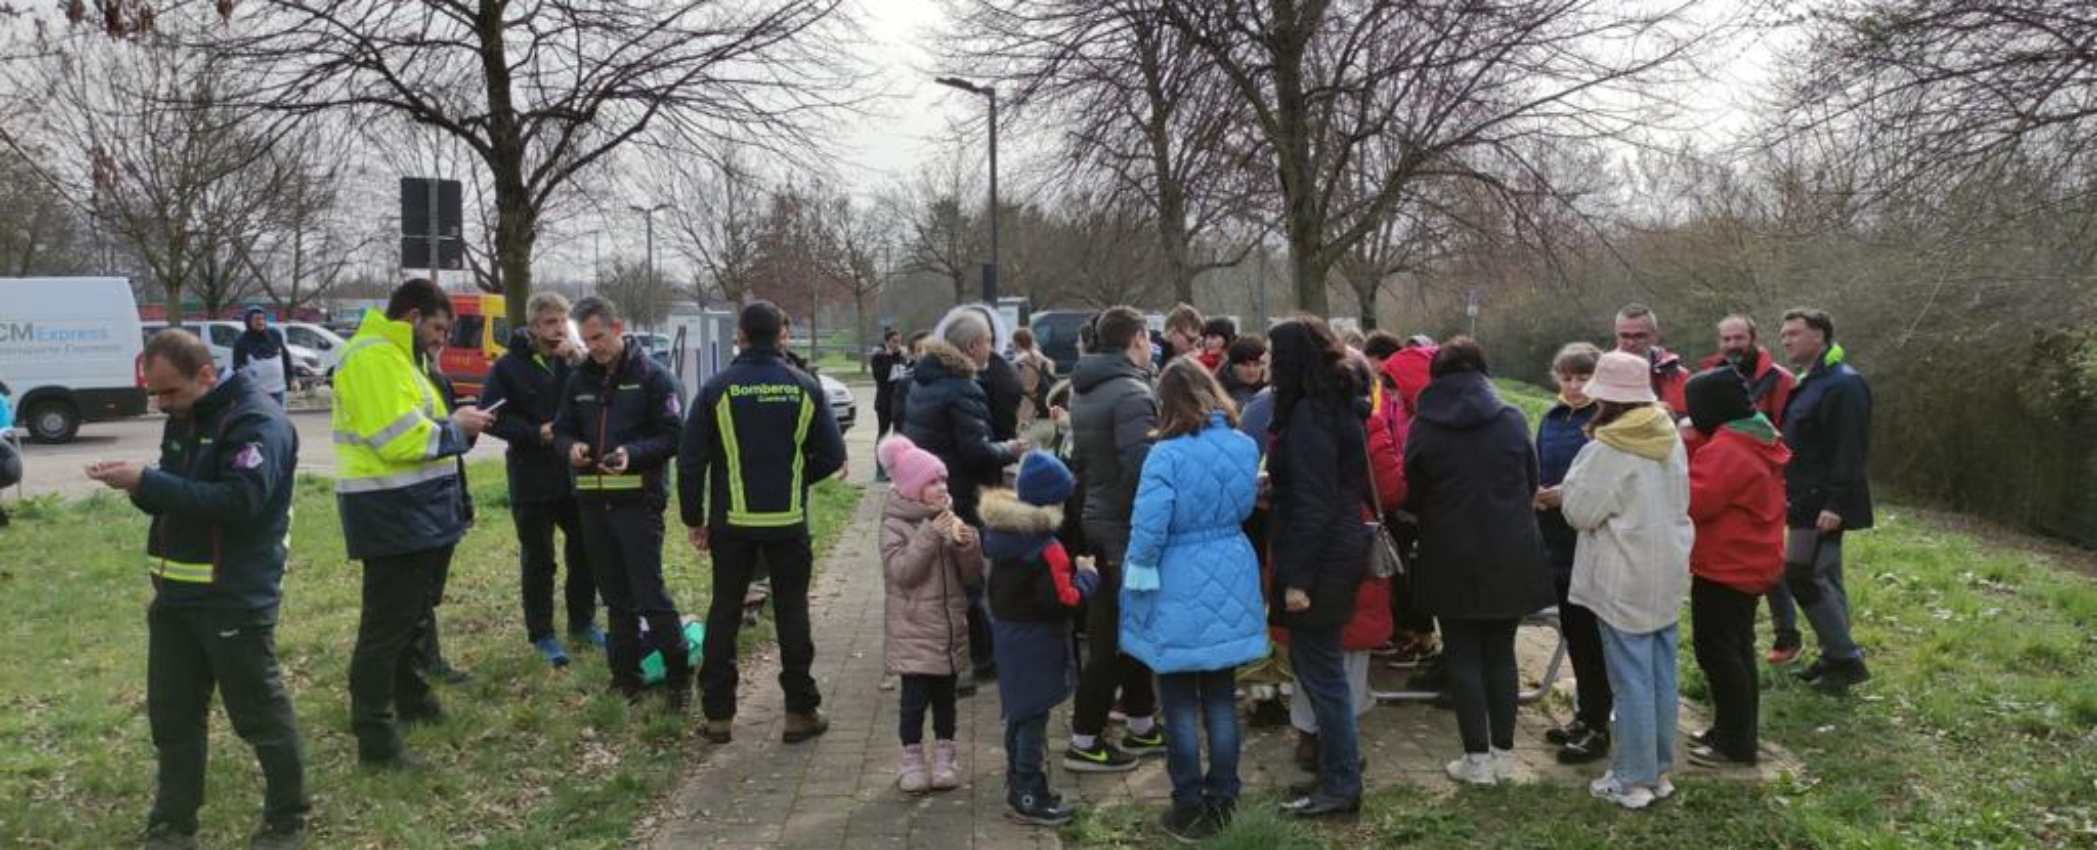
[1157,668,1242,810]
[1288,626,1361,800]
[1781,530,1861,661]
[1005,711,1050,802]
[1599,622,1679,788]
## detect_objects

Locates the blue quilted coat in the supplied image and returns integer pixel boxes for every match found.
[1119,413,1267,674]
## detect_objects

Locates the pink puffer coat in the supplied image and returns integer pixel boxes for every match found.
[881,490,984,676]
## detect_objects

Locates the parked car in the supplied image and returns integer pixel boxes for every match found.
[1028,309,1096,375]
[0,277,149,443]
[139,320,325,390]
[818,372,855,433]
[281,321,349,378]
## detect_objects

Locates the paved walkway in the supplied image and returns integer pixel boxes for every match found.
[638,383,1798,848]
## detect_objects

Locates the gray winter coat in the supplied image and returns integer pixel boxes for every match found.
[1068,352,1156,560]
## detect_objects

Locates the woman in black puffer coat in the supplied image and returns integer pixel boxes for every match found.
[1265,317,1370,817]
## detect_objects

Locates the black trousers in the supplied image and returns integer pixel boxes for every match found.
[899,673,959,745]
[147,602,308,834]
[1555,575,1614,730]
[1692,577,1761,760]
[579,498,685,693]
[1442,618,1519,753]
[410,553,454,673]
[701,531,819,720]
[349,546,449,762]
[1070,542,1157,737]
[514,497,597,641]
[874,390,895,439]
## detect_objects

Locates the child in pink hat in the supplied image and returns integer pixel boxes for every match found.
[876,435,980,794]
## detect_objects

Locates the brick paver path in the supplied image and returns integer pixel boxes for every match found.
[637,384,1798,850]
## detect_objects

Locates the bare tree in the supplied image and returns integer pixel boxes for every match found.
[1155,0,1707,315]
[238,130,381,313]
[200,0,866,327]
[1780,0,2097,206]
[945,0,1268,305]
[822,191,894,369]
[594,255,677,331]
[886,153,984,303]
[2,33,278,324]
[0,146,97,275]
[651,146,765,306]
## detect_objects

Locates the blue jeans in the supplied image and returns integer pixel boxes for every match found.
[1157,668,1241,810]
[1599,622,1679,787]
[1288,627,1361,800]
[1004,711,1050,802]
[1779,530,1860,661]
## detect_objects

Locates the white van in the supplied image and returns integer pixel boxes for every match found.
[0,277,149,443]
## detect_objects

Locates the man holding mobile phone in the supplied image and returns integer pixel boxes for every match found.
[480,293,602,669]
[553,297,689,709]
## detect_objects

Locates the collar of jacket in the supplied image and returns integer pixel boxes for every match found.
[917,338,979,378]
[582,338,649,380]
[1553,392,1596,413]
[187,370,251,423]
[353,309,417,360]
[1801,343,1847,380]
[1594,403,1679,461]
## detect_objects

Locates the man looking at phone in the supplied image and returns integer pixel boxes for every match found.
[554,297,690,709]
[333,278,492,770]
[480,292,603,668]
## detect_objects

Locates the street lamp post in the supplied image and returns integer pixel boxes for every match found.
[934,75,999,303]
[627,202,670,294]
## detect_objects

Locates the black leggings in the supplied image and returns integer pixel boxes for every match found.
[1442,618,1520,753]
[899,674,958,745]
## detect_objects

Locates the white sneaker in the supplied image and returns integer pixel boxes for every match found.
[1653,776,1676,801]
[1445,753,1497,786]
[1490,748,1518,782]
[1590,773,1655,810]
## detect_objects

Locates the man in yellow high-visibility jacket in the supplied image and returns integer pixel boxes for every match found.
[332,279,492,769]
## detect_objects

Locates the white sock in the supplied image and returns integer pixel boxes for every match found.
[1071,733,1097,750]
[1128,716,1156,736]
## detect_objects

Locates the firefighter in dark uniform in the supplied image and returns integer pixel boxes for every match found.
[553,297,689,707]
[679,301,847,745]
[480,294,602,667]
[89,330,309,850]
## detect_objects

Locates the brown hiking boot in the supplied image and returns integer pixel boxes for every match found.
[783,710,830,743]
[699,718,732,744]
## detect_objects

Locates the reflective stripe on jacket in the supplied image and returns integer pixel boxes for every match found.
[679,347,846,538]
[136,371,299,610]
[331,309,469,559]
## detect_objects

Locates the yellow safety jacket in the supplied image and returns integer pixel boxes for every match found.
[331,309,470,560]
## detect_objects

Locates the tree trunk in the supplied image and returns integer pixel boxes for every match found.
[495,189,536,327]
[1355,277,1378,331]
[1269,11,1327,317]
[1157,185,1196,305]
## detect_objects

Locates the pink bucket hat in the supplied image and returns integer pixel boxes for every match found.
[1585,350,1657,404]
[877,435,948,502]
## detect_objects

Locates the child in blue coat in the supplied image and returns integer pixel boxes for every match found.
[1533,342,1613,765]
[1120,358,1266,842]
[984,451,1096,827]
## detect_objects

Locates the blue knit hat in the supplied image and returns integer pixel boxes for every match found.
[1014,450,1074,507]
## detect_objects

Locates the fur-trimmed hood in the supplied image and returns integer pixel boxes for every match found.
[913,338,979,380]
[978,488,1062,534]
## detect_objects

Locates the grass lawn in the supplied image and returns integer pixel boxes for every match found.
[0,462,861,849]
[1068,380,2097,849]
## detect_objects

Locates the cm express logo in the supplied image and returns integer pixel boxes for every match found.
[0,321,114,343]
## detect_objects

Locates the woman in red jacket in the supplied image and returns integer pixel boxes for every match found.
[1682,369,1790,768]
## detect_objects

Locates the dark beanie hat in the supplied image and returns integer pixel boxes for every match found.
[1686,367,1754,434]
[1014,450,1075,507]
